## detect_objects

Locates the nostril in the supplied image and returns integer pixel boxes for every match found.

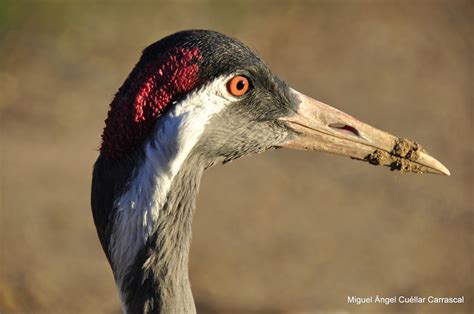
[329,123,361,137]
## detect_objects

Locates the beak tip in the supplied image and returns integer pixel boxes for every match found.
[418,151,450,176]
[439,165,451,176]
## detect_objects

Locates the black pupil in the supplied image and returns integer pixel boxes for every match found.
[236,80,246,90]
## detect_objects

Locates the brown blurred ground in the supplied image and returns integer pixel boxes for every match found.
[0,1,472,313]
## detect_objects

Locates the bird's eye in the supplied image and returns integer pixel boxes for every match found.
[226,75,250,97]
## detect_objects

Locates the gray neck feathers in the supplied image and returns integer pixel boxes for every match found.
[121,157,205,314]
[100,75,233,313]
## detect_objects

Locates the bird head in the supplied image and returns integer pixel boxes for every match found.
[100,29,449,176]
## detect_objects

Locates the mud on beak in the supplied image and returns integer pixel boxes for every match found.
[278,89,450,176]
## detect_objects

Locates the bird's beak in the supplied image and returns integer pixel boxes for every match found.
[278,88,450,176]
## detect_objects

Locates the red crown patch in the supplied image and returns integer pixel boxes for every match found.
[101,47,202,158]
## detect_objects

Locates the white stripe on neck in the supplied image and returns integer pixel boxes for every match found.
[108,74,235,303]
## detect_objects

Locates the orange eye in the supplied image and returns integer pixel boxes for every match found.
[226,75,250,96]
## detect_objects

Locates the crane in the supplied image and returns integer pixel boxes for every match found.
[91,30,449,314]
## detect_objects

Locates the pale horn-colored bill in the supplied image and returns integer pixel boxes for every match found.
[278,88,450,176]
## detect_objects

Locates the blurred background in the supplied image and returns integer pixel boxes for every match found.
[1,1,472,313]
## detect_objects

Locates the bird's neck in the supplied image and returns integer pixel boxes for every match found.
[119,156,205,313]
[100,81,229,313]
